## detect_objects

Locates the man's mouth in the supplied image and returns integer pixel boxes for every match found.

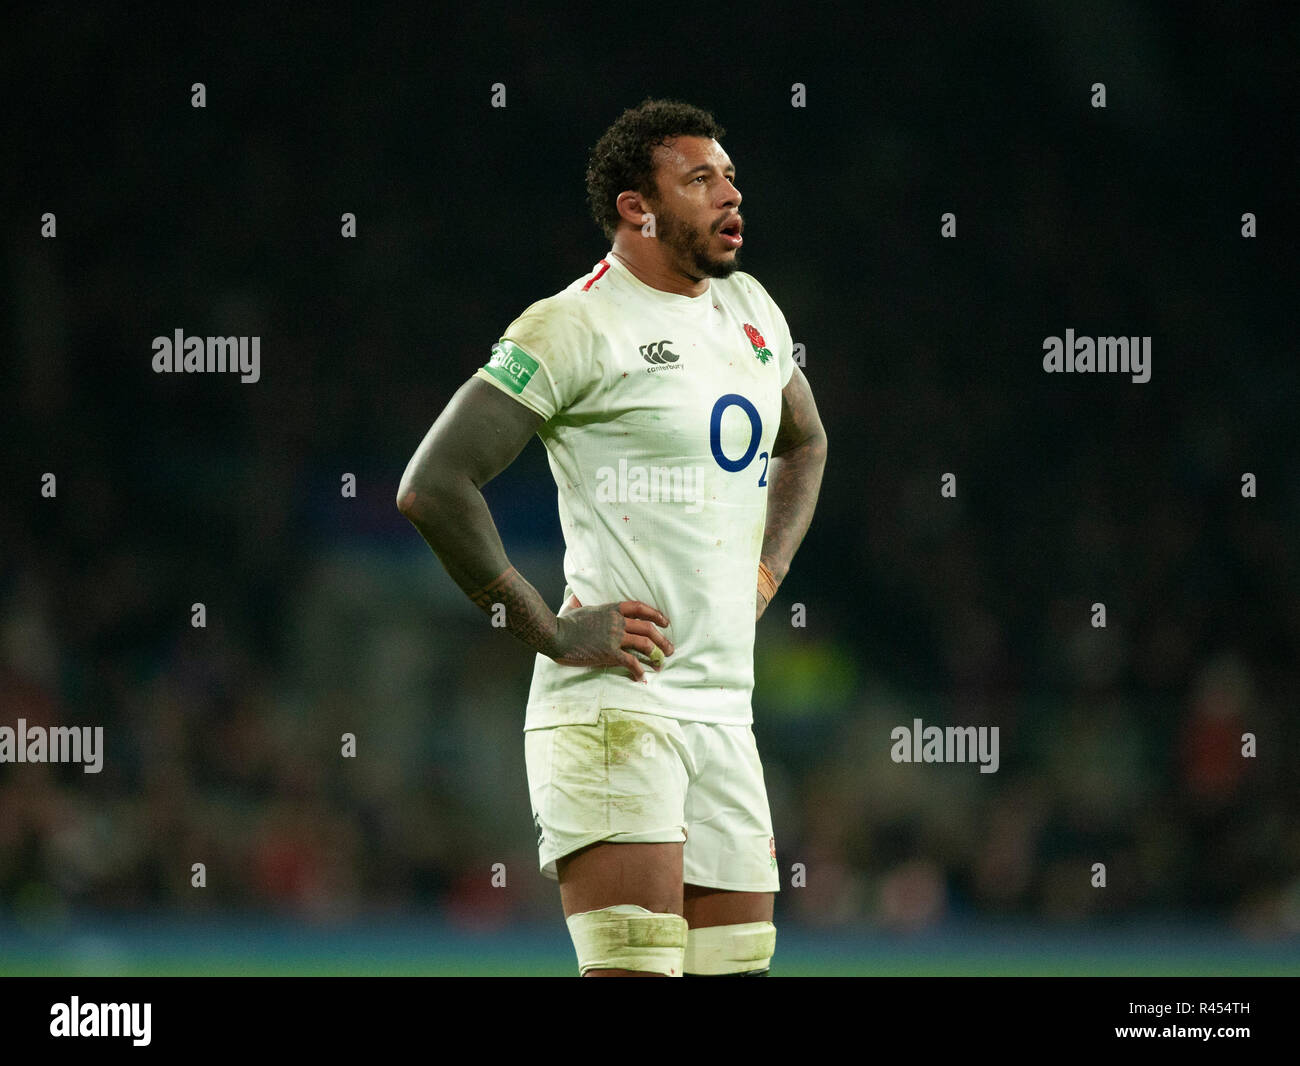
[718,217,743,249]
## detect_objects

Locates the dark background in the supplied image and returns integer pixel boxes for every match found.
[2,4,1296,971]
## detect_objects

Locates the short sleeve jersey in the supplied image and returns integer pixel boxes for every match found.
[475,251,796,729]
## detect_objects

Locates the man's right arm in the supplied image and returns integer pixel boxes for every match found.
[396,376,672,680]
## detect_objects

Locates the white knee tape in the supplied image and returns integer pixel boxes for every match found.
[566,905,688,976]
[683,921,776,975]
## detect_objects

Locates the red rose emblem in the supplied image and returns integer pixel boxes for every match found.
[744,323,766,348]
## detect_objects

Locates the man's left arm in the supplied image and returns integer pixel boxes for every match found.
[758,364,828,619]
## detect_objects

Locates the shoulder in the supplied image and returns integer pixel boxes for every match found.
[716,271,791,335]
[722,268,769,297]
[505,261,609,337]
[717,270,787,317]
[502,292,595,355]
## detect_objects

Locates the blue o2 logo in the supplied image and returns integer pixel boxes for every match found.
[709,393,768,486]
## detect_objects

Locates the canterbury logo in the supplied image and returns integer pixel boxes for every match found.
[639,340,680,364]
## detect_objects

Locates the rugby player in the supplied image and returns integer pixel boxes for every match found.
[398,98,826,976]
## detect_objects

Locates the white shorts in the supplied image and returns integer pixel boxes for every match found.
[524,707,780,893]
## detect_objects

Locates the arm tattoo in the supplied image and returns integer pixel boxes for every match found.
[761,375,827,584]
[550,608,628,667]
[469,566,558,655]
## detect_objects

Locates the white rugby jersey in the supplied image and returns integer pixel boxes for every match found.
[474,251,796,728]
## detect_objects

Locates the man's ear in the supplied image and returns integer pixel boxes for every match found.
[615,188,652,228]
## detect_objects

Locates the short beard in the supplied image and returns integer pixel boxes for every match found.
[651,201,741,281]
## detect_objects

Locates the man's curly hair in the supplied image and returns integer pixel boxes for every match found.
[585,98,726,242]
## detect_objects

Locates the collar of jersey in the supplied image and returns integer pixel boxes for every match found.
[603,251,716,311]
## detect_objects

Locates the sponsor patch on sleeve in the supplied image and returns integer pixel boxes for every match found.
[483,340,539,394]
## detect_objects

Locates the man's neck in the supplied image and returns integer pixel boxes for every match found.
[609,239,710,298]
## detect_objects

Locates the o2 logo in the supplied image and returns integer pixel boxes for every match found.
[709,394,768,486]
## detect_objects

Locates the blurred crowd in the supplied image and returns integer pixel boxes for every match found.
[3,4,1296,938]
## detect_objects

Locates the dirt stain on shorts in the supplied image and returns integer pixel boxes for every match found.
[551,709,672,825]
